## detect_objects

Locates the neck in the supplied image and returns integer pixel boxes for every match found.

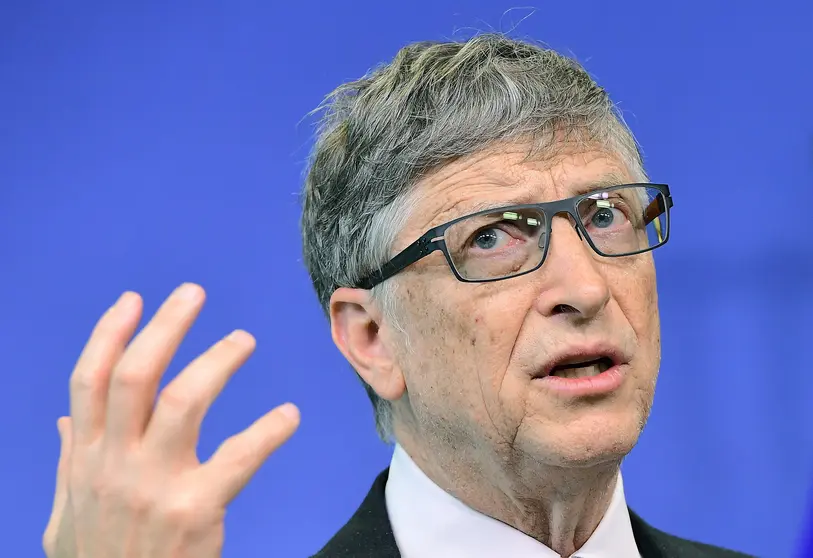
[395,432,621,557]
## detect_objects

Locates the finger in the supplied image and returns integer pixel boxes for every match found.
[52,417,73,509]
[144,329,257,459]
[43,417,73,555]
[69,292,143,444]
[104,283,205,446]
[202,403,300,504]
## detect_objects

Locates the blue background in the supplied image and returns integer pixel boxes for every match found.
[2,1,812,557]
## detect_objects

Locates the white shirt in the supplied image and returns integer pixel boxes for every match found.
[384,444,641,558]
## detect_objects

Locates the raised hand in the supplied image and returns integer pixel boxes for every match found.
[43,283,300,557]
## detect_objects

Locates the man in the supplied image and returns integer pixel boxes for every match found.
[43,35,752,557]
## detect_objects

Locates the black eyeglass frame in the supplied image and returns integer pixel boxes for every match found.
[355,183,673,290]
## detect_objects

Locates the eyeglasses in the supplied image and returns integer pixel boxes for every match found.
[356,183,673,289]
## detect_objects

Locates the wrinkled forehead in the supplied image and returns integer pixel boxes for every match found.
[406,144,638,233]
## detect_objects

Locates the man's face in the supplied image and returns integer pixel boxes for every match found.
[387,143,661,469]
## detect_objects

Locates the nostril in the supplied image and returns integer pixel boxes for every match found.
[552,304,578,315]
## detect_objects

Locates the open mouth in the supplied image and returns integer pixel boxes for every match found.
[547,356,614,379]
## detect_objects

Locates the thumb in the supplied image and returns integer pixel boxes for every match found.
[43,417,72,555]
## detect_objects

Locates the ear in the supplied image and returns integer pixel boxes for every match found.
[329,287,406,401]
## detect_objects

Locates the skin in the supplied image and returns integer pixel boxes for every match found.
[43,141,659,558]
[330,143,662,556]
[43,285,300,557]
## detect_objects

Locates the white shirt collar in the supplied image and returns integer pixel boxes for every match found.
[384,444,640,558]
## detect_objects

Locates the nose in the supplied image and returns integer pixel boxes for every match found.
[532,214,611,322]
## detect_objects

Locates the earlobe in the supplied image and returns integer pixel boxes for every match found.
[329,287,406,402]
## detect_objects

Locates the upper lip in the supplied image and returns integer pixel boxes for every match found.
[534,344,627,378]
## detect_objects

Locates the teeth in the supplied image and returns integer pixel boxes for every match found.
[552,364,603,379]
[549,358,611,379]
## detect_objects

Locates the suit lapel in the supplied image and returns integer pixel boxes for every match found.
[311,469,401,558]
[629,508,666,558]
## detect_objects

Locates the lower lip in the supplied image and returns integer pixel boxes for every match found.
[534,365,625,397]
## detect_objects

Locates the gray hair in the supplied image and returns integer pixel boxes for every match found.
[300,33,647,442]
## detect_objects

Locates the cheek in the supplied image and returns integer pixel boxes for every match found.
[614,260,661,374]
[442,300,534,443]
[401,282,524,372]
[396,285,528,436]
[616,259,659,332]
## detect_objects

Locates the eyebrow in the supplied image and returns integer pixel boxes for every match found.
[447,172,635,216]
[568,172,634,196]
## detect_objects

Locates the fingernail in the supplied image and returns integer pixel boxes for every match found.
[111,291,128,309]
[116,291,138,311]
[278,403,300,422]
[176,283,202,301]
[226,330,253,345]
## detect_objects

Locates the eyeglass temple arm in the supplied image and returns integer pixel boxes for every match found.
[642,194,673,225]
[642,194,673,243]
[356,235,439,290]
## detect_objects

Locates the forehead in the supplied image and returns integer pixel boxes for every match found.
[406,143,635,235]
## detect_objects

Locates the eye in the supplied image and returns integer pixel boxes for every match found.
[591,207,616,228]
[471,227,513,250]
[471,227,516,250]
[587,205,629,231]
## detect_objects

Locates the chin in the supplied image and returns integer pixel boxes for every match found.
[520,410,645,469]
[553,436,637,469]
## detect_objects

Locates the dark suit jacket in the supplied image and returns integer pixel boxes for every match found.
[312,469,754,558]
